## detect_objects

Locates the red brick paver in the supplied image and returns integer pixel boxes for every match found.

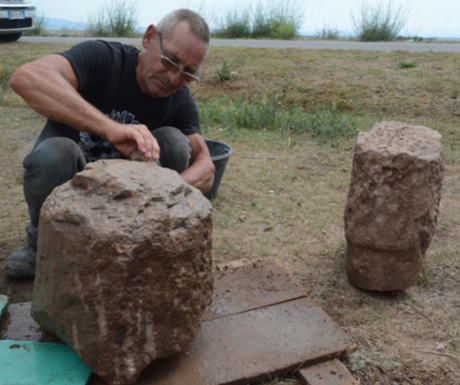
[298,359,360,385]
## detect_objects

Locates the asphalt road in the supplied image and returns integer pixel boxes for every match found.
[20,36,460,53]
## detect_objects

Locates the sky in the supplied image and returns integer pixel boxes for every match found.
[33,0,460,38]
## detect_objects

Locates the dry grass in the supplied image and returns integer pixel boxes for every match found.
[197,47,460,121]
[1,41,460,384]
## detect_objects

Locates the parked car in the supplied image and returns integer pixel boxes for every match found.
[0,0,36,42]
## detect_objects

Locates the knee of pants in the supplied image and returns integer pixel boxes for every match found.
[24,137,86,170]
[23,137,86,225]
[152,126,192,174]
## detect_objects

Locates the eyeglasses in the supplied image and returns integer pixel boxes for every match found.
[158,32,201,83]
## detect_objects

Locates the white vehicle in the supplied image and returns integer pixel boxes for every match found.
[0,0,36,42]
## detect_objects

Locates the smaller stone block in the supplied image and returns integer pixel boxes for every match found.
[298,359,360,385]
[344,121,444,291]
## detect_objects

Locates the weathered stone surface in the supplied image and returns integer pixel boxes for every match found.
[31,159,213,385]
[344,121,444,291]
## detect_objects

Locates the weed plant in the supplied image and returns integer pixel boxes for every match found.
[217,60,232,82]
[217,8,252,38]
[255,0,305,39]
[86,0,139,37]
[0,59,10,104]
[351,0,411,41]
[252,4,273,38]
[398,60,417,69]
[213,0,305,39]
[317,25,340,40]
[24,13,46,36]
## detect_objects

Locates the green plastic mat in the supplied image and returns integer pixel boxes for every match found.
[0,340,92,385]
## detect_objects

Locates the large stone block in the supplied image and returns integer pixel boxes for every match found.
[344,122,444,291]
[32,159,213,385]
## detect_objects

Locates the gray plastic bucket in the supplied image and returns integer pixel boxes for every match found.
[204,139,233,199]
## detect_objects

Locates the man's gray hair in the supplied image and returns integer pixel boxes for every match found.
[157,9,210,44]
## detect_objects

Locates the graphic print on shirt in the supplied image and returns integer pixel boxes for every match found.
[79,110,140,162]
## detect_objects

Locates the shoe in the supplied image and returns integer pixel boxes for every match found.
[5,246,36,278]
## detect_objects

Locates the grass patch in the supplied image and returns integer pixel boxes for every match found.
[198,93,357,146]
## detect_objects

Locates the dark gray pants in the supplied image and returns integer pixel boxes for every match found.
[23,126,191,248]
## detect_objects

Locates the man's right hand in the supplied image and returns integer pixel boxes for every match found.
[107,123,161,160]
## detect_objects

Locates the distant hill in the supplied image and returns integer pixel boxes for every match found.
[44,17,87,31]
[42,17,147,33]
